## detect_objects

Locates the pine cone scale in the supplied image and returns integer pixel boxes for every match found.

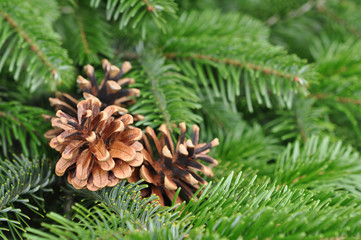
[97,156,115,171]
[90,139,110,161]
[112,162,132,179]
[92,164,108,188]
[109,141,136,161]
[61,140,83,160]
[128,152,143,167]
[100,120,124,140]
[56,157,76,176]
[75,149,92,181]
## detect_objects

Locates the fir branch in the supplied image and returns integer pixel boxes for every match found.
[214,122,283,177]
[77,180,183,229]
[265,97,333,143]
[25,181,190,239]
[24,172,361,239]
[0,156,54,239]
[25,203,189,240]
[164,52,303,84]
[0,11,54,72]
[316,0,361,39]
[0,101,50,157]
[0,0,74,91]
[180,172,361,239]
[55,0,114,65]
[236,0,310,21]
[129,53,202,129]
[266,0,318,26]
[154,10,315,112]
[89,0,178,37]
[310,37,361,149]
[275,136,361,195]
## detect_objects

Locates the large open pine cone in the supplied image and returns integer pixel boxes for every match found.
[50,97,143,191]
[130,123,219,206]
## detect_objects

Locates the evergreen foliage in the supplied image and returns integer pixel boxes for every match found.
[154,10,315,112]
[0,101,50,157]
[1,0,361,239]
[130,53,202,128]
[90,0,177,37]
[55,0,114,65]
[0,156,54,239]
[0,0,74,92]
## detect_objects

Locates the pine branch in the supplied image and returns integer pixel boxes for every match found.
[55,0,114,65]
[316,0,361,39]
[0,101,50,157]
[180,172,361,239]
[129,53,202,129]
[154,10,315,112]
[236,0,311,21]
[275,135,361,195]
[0,156,54,239]
[214,122,283,177]
[24,203,189,240]
[25,181,190,239]
[310,37,361,148]
[76,180,183,229]
[0,0,74,91]
[265,97,333,143]
[89,0,178,37]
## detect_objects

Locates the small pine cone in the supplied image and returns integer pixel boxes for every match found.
[130,123,219,206]
[50,97,143,191]
[78,59,140,111]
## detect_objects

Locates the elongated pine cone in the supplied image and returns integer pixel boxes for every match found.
[130,123,219,206]
[50,97,143,191]
[45,59,142,140]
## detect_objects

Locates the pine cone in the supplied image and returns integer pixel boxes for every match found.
[129,123,219,206]
[77,59,140,109]
[44,92,80,139]
[44,59,143,140]
[50,97,143,191]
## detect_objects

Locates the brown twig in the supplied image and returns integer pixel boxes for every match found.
[266,0,317,26]
[77,15,90,55]
[163,52,303,84]
[312,93,361,105]
[316,3,361,38]
[0,10,56,76]
[143,0,156,12]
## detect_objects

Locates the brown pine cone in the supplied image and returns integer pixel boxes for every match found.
[44,59,143,140]
[44,92,80,139]
[50,97,143,191]
[48,59,137,117]
[129,123,219,206]
[77,59,140,109]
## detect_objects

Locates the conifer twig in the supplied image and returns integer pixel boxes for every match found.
[163,52,303,84]
[0,10,56,75]
[312,93,361,105]
[316,3,361,38]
